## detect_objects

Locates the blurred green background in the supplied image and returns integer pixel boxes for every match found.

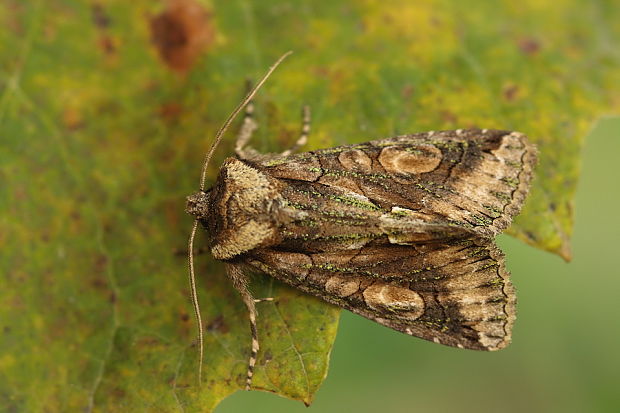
[1,0,619,412]
[218,117,620,412]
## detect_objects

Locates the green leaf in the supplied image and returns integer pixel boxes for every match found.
[1,0,618,411]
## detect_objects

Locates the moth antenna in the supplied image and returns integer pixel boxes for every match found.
[188,219,204,384]
[189,51,292,385]
[198,50,293,191]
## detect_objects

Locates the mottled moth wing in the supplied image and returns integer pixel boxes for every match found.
[258,129,536,243]
[235,129,535,350]
[247,237,514,350]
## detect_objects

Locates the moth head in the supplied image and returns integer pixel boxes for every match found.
[196,158,283,260]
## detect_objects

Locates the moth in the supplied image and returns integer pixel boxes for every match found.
[185,52,537,389]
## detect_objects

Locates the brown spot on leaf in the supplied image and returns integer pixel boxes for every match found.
[98,35,116,55]
[6,1,24,35]
[138,337,161,347]
[149,0,215,73]
[110,386,126,400]
[13,185,26,201]
[502,83,520,102]
[440,110,458,124]
[518,37,541,56]
[70,209,81,221]
[91,3,111,28]
[312,65,330,78]
[91,277,107,290]
[207,314,229,333]
[276,296,290,306]
[62,107,84,130]
[91,3,116,55]
[158,102,184,122]
[401,84,414,100]
[94,254,108,273]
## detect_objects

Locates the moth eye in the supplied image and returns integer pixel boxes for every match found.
[185,191,210,219]
[378,145,442,174]
[363,283,425,320]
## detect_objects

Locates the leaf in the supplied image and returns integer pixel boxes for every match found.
[1,0,618,412]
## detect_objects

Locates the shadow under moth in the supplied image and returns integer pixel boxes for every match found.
[185,52,537,390]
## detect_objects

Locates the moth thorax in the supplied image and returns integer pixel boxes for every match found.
[205,158,283,260]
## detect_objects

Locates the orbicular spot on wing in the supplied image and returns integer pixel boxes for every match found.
[324,274,362,297]
[338,149,373,173]
[363,282,425,320]
[378,145,442,175]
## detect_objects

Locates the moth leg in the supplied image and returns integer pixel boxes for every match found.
[234,81,259,159]
[254,297,274,303]
[225,264,260,390]
[281,105,311,156]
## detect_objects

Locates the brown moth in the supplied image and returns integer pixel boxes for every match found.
[185,53,537,390]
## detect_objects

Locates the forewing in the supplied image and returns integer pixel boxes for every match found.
[257,129,536,239]
[247,237,515,351]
